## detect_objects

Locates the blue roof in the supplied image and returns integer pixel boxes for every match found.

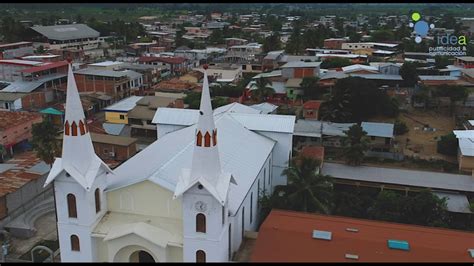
[103,123,126,136]
[387,239,410,251]
[361,122,394,138]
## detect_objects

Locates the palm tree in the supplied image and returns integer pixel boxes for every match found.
[251,77,275,103]
[320,88,352,122]
[282,157,334,214]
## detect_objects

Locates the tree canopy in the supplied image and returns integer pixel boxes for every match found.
[31,119,60,166]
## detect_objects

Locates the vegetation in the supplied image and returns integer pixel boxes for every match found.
[320,77,399,123]
[437,132,458,156]
[262,33,282,53]
[251,77,275,102]
[320,57,352,69]
[300,77,324,100]
[400,62,419,87]
[183,92,230,109]
[394,120,409,135]
[31,120,60,166]
[342,124,370,166]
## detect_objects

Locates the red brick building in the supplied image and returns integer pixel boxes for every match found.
[252,209,474,262]
[302,100,323,120]
[74,68,131,101]
[0,110,43,155]
[323,38,347,49]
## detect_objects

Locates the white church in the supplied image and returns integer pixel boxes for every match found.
[44,64,295,262]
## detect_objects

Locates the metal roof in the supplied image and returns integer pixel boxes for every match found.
[361,122,394,138]
[294,120,355,138]
[433,191,472,214]
[0,92,28,101]
[1,74,66,93]
[252,70,282,79]
[27,161,51,175]
[107,113,276,215]
[418,75,459,81]
[152,108,200,125]
[31,24,100,41]
[280,61,321,68]
[250,102,279,114]
[102,123,126,136]
[350,74,403,81]
[103,96,143,112]
[321,162,474,192]
[74,68,129,78]
[342,64,379,73]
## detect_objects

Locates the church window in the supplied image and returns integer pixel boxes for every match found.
[95,188,101,213]
[67,193,77,218]
[196,250,206,263]
[196,131,203,146]
[71,121,78,136]
[196,213,206,233]
[222,206,225,225]
[79,120,86,135]
[71,235,80,251]
[64,121,70,135]
[250,192,253,224]
[212,129,217,146]
[204,132,211,147]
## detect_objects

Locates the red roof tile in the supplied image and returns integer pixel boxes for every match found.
[0,151,45,197]
[20,60,68,73]
[251,210,474,262]
[303,100,323,110]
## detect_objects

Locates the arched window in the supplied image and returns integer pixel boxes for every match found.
[204,132,211,147]
[196,131,203,146]
[196,213,206,233]
[71,121,78,136]
[67,193,77,218]
[64,120,70,136]
[95,188,101,213]
[196,250,206,263]
[79,120,86,135]
[70,235,80,251]
[212,129,217,146]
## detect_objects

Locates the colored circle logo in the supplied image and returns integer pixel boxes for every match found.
[409,12,435,44]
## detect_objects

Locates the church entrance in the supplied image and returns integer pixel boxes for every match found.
[129,250,156,262]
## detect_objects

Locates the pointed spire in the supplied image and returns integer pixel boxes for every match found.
[190,65,222,185]
[61,64,97,180]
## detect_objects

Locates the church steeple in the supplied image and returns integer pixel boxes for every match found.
[190,65,221,185]
[44,63,113,191]
[173,65,235,205]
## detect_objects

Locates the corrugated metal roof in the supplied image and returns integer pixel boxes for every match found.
[433,191,472,214]
[453,130,474,139]
[280,61,321,68]
[1,74,66,93]
[342,64,379,73]
[322,162,474,192]
[74,68,129,78]
[419,75,459,81]
[250,102,278,114]
[103,96,143,112]
[103,123,126,136]
[31,24,100,41]
[252,70,282,79]
[152,108,200,125]
[107,114,276,215]
[0,92,28,101]
[457,138,474,156]
[27,161,51,175]
[350,74,403,81]
[294,120,355,137]
[361,122,394,138]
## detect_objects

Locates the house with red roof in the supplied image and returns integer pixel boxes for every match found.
[303,100,323,120]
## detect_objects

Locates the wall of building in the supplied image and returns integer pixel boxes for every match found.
[75,74,130,101]
[0,63,29,82]
[93,142,136,161]
[0,114,43,147]
[459,154,474,172]
[1,46,34,59]
[105,111,129,124]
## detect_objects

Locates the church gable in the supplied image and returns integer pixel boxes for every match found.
[107,180,182,220]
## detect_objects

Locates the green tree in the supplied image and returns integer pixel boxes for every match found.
[434,85,468,115]
[394,120,409,135]
[400,62,419,87]
[285,24,303,55]
[300,77,323,100]
[401,189,450,227]
[342,124,370,166]
[209,29,224,45]
[183,92,201,109]
[371,29,395,42]
[262,33,282,53]
[320,57,352,69]
[36,45,45,54]
[282,157,334,214]
[251,77,275,102]
[368,190,403,222]
[434,56,450,69]
[437,132,458,156]
[31,120,60,166]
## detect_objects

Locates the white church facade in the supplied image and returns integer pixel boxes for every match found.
[44,64,295,262]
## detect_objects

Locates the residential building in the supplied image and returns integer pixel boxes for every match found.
[323,38,347,49]
[0,110,43,155]
[153,78,200,93]
[251,209,474,262]
[455,56,474,69]
[303,100,323,120]
[103,96,143,124]
[224,38,248,48]
[204,64,243,84]
[179,70,204,84]
[74,68,132,101]
[138,56,190,75]
[453,130,474,174]
[44,66,295,262]
[225,43,262,63]
[29,24,100,51]
[0,41,34,60]
[128,95,184,139]
[118,63,165,91]
[281,61,321,79]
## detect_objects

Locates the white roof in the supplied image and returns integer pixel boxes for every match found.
[153,103,295,133]
[107,113,276,215]
[453,130,474,139]
[458,138,474,156]
[294,120,355,137]
[372,49,396,55]
[250,102,279,114]
[89,61,123,67]
[342,64,379,73]
[103,96,143,112]
[322,162,474,192]
[418,75,459,81]
[280,61,321,69]
[0,59,43,66]
[361,122,394,138]
[469,120,474,126]
[214,102,261,116]
[252,70,282,79]
[317,53,367,59]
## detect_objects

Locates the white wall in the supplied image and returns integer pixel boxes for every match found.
[257,131,292,187]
